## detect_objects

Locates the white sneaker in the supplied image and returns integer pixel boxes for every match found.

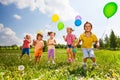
[47,61,50,64]
[52,61,55,64]
[83,64,86,70]
[92,63,97,67]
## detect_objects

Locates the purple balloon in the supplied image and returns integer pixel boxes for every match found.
[75,15,82,20]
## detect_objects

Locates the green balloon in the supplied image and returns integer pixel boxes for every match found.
[103,2,118,18]
[57,22,64,31]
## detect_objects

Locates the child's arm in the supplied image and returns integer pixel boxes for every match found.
[41,41,44,49]
[95,41,99,48]
[53,40,57,45]
[47,39,51,45]
[63,36,66,41]
[33,40,36,46]
[77,39,81,46]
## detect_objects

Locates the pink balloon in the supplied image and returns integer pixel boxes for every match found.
[75,15,82,20]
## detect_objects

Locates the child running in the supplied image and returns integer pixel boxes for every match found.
[78,21,99,70]
[72,35,78,61]
[33,33,44,64]
[47,32,56,64]
[20,35,31,60]
[63,27,75,62]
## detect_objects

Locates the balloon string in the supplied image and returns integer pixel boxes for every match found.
[101,30,106,40]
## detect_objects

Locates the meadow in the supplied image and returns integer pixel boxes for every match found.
[0,48,120,80]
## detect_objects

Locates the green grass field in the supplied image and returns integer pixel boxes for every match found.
[0,48,120,80]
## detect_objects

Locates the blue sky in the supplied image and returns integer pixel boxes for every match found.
[0,0,120,46]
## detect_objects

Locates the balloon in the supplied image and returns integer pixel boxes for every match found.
[57,22,64,31]
[74,19,82,26]
[52,14,59,22]
[103,2,118,18]
[75,15,82,20]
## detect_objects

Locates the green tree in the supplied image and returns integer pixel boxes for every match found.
[109,30,117,50]
[116,37,120,49]
[43,40,47,52]
[99,39,104,49]
[104,35,110,49]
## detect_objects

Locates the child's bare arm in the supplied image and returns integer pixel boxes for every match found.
[53,40,57,45]
[47,40,51,45]
[63,36,66,41]
[77,39,81,46]
[95,41,99,48]
[41,41,44,49]
[33,40,36,46]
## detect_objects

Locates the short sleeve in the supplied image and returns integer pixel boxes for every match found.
[72,35,75,41]
[93,35,98,42]
[79,34,82,40]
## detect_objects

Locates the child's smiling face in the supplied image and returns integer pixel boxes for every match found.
[26,35,30,39]
[50,33,55,39]
[37,35,42,40]
[67,28,72,34]
[84,24,92,32]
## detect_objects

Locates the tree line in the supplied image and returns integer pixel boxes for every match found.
[99,30,120,50]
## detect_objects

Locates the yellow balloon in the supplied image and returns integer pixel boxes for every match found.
[52,14,59,22]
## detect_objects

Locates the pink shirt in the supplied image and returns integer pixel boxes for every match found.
[65,34,75,45]
[22,39,31,48]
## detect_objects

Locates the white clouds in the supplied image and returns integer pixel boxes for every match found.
[16,0,36,11]
[0,0,78,21]
[13,14,22,20]
[0,0,16,5]
[34,0,78,21]
[0,23,22,46]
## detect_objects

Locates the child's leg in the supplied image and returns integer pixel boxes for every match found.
[48,49,51,61]
[89,49,96,64]
[20,48,25,59]
[27,48,30,59]
[34,56,37,64]
[51,49,55,61]
[38,56,41,63]
[82,49,89,64]
[66,48,70,59]
[73,53,75,60]
[20,54,24,59]
[69,48,73,60]
[83,58,87,63]
[91,57,96,63]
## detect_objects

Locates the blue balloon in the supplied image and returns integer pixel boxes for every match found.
[74,19,82,26]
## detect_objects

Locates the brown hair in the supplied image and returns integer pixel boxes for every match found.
[48,32,56,36]
[84,21,92,29]
[67,27,74,31]
[36,33,43,40]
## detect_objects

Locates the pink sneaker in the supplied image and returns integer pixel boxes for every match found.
[68,58,73,62]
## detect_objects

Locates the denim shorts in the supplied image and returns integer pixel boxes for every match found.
[82,48,95,58]
[22,48,30,55]
[67,45,73,48]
